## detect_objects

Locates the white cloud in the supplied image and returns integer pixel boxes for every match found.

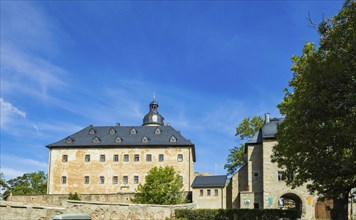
[1,1,67,101]
[0,98,27,129]
[0,168,24,180]
[0,155,48,180]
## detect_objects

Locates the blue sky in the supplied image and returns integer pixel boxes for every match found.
[0,1,343,180]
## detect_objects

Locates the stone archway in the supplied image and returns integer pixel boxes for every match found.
[278,193,303,216]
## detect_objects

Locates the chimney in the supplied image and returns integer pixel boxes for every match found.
[265,113,270,123]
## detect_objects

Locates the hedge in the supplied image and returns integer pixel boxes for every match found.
[175,209,300,220]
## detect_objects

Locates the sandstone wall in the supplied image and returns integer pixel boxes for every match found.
[7,194,134,206]
[0,200,195,220]
[192,187,227,209]
[262,140,318,219]
[48,147,195,194]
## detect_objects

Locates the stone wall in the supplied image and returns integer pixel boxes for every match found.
[7,193,135,206]
[262,139,318,219]
[48,147,195,194]
[0,200,195,220]
[192,187,227,209]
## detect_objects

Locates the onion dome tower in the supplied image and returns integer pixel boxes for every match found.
[142,98,164,126]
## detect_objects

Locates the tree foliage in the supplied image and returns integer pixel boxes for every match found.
[0,172,8,198]
[225,116,264,175]
[3,171,47,198]
[131,166,185,205]
[68,192,81,200]
[271,1,355,219]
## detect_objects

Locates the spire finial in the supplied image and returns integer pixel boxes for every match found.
[153,92,156,101]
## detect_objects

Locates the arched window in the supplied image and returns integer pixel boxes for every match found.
[109,127,116,135]
[89,128,96,135]
[93,136,100,143]
[142,136,149,143]
[66,137,73,144]
[154,127,161,135]
[130,128,137,135]
[169,135,177,143]
[115,136,122,143]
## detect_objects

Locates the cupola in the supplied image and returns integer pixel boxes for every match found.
[142,98,164,126]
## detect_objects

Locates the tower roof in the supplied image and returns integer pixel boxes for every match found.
[142,99,164,126]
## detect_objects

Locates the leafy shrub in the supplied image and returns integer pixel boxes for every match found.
[68,192,81,200]
[175,209,300,220]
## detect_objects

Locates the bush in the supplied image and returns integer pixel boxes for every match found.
[68,192,81,200]
[175,209,300,220]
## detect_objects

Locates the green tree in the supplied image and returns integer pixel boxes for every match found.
[68,192,81,200]
[225,116,264,175]
[131,166,185,205]
[271,1,355,219]
[0,172,8,198]
[4,171,47,198]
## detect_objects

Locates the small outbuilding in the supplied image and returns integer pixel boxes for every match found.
[191,175,230,209]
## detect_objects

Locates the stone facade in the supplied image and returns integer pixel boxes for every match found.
[7,194,135,206]
[231,116,318,219]
[192,187,228,209]
[48,147,194,194]
[0,200,195,220]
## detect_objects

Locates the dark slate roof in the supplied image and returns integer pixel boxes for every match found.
[246,118,284,144]
[47,125,196,161]
[246,129,262,144]
[262,118,284,138]
[191,175,228,188]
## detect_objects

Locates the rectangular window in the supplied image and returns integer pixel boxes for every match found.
[84,176,90,184]
[207,189,211,196]
[85,154,90,162]
[134,176,139,184]
[113,154,119,162]
[199,189,203,197]
[100,176,105,184]
[146,154,152,162]
[124,154,129,162]
[134,154,139,162]
[214,189,219,196]
[100,154,105,162]
[113,176,118,184]
[123,176,128,184]
[61,176,67,184]
[159,154,164,162]
[62,155,68,162]
[278,171,285,181]
[177,154,183,162]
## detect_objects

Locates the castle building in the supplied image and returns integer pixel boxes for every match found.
[231,113,318,219]
[191,175,230,209]
[46,100,196,194]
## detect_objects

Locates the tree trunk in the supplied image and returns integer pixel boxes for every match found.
[331,193,349,220]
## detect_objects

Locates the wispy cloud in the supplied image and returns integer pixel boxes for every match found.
[1,47,67,100]
[1,1,67,102]
[0,155,48,180]
[0,98,27,129]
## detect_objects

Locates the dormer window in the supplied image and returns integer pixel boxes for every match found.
[66,137,73,144]
[89,128,96,135]
[93,136,100,143]
[115,136,122,143]
[109,127,116,135]
[154,127,161,135]
[142,136,149,143]
[130,128,137,135]
[169,135,177,143]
